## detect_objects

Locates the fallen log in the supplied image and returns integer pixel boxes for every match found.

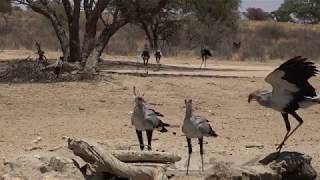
[111,150,181,163]
[41,61,82,72]
[68,138,173,180]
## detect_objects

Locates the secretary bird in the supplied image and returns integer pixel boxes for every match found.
[248,56,319,153]
[182,99,218,175]
[200,48,212,69]
[131,87,170,151]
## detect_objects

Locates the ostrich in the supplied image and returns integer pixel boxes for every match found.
[53,56,63,78]
[154,49,162,64]
[141,48,150,66]
[131,87,170,151]
[200,48,212,69]
[248,56,319,153]
[182,99,218,175]
[233,41,241,52]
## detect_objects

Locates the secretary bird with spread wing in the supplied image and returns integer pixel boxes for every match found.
[131,87,170,151]
[248,56,319,152]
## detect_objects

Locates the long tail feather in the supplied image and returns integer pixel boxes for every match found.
[159,120,170,127]
[158,120,170,133]
[159,127,168,133]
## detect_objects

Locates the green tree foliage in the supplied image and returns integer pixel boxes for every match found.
[134,0,184,49]
[183,0,240,48]
[244,8,271,21]
[273,0,320,23]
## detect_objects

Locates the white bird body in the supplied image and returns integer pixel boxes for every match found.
[132,103,162,131]
[182,100,217,138]
[183,116,213,138]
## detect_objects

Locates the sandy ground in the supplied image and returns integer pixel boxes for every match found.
[0,50,320,177]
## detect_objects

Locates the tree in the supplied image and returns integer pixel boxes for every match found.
[0,0,11,27]
[184,0,240,48]
[136,0,183,50]
[244,8,271,21]
[273,0,320,24]
[13,0,168,74]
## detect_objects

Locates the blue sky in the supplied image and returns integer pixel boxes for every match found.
[241,0,284,12]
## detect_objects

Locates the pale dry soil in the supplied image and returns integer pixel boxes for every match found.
[0,50,320,177]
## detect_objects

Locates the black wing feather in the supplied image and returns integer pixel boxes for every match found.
[148,108,164,117]
[277,56,318,97]
[201,49,212,56]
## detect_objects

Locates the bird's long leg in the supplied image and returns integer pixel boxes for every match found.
[276,113,290,152]
[146,58,149,75]
[146,130,153,151]
[204,56,207,68]
[200,56,204,69]
[199,137,204,172]
[136,130,144,151]
[277,111,304,151]
[186,137,192,175]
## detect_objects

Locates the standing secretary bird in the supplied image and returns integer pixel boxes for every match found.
[248,56,319,153]
[131,87,170,151]
[182,99,218,175]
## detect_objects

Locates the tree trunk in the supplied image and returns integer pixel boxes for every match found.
[83,20,127,74]
[68,0,81,62]
[1,14,8,30]
[81,28,97,62]
[28,3,70,61]
[82,0,110,62]
[152,33,159,50]
[141,22,154,49]
[83,45,102,74]
[49,15,69,61]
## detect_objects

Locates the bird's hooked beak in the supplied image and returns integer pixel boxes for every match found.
[248,93,254,103]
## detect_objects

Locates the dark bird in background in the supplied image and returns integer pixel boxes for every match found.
[232,41,241,52]
[53,56,63,78]
[131,86,170,151]
[182,99,218,175]
[154,49,162,64]
[200,48,212,69]
[141,48,150,66]
[248,56,319,152]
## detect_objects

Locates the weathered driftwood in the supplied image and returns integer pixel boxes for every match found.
[68,138,171,180]
[111,150,181,163]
